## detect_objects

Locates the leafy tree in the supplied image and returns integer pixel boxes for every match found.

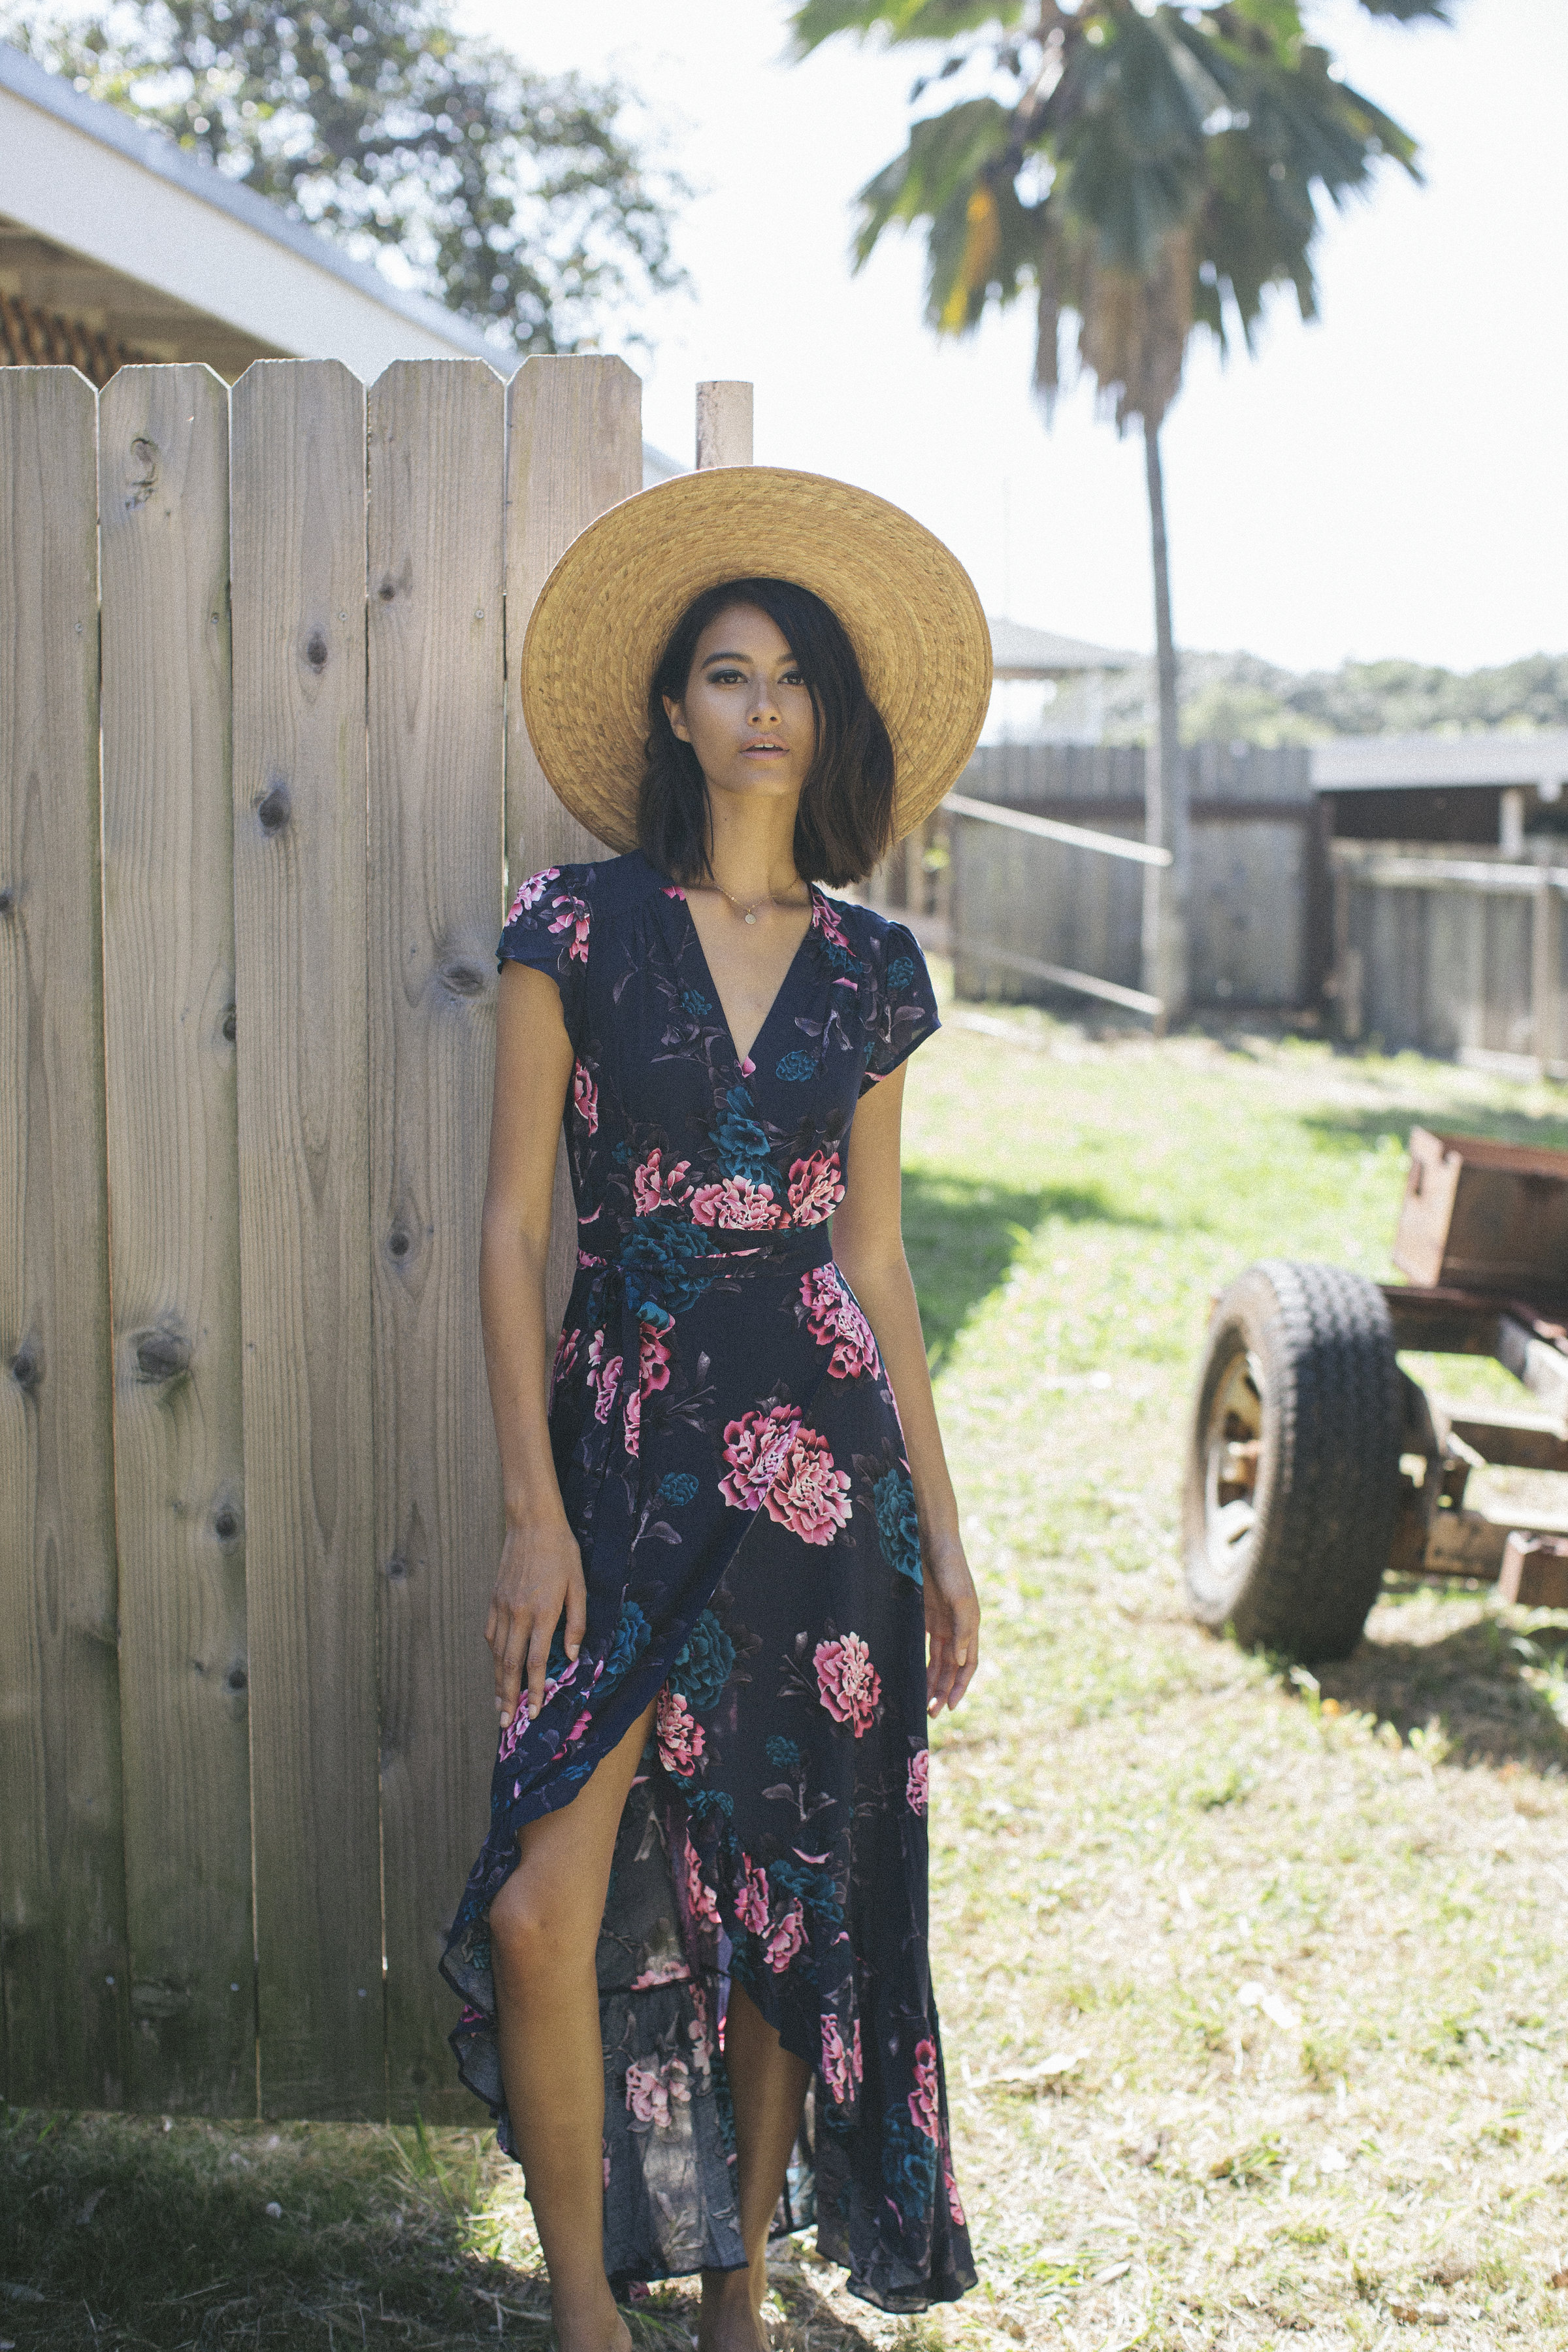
[1,0,687,354]
[791,0,1450,1015]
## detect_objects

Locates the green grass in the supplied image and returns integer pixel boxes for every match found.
[7,992,1568,2349]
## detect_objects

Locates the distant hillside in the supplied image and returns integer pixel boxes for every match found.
[1050,650,1568,746]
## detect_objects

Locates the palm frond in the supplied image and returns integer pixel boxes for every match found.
[789,0,1024,57]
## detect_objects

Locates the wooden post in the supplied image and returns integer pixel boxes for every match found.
[230,360,382,2117]
[503,355,642,1333]
[99,365,253,2114]
[366,359,508,2119]
[1533,877,1560,1080]
[695,380,753,470]
[0,367,129,2107]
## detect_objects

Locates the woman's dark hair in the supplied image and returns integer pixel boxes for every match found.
[638,577,895,889]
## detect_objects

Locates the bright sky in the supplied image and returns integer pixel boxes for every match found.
[470,0,1567,676]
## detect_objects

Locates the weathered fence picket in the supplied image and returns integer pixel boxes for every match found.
[99,363,252,2113]
[365,359,508,2119]
[502,356,641,1330]
[230,360,384,2117]
[0,367,127,2108]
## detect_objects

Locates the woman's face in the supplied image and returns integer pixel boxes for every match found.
[662,603,817,809]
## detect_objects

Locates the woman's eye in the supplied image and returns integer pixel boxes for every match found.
[707,667,745,684]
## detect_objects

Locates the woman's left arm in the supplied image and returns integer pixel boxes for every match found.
[832,1061,980,1714]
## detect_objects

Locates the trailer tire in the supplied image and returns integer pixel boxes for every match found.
[1183,1260,1402,1662]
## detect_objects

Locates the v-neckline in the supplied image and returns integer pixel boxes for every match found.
[678,883,819,1077]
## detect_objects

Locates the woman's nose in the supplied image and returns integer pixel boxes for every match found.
[748,687,781,724]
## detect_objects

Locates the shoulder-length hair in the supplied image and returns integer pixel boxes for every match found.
[638,576,895,889]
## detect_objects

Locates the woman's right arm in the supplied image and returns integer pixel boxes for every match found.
[481,959,585,1734]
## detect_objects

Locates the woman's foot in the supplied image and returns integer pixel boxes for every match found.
[697,2259,772,2352]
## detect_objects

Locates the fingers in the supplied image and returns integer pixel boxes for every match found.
[563,1565,588,1663]
[525,1612,555,1727]
[926,1595,981,1714]
[498,1604,530,1731]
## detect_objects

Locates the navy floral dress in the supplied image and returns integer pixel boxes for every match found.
[440,848,975,2310]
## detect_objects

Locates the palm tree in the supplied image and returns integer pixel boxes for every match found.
[791,0,1448,1020]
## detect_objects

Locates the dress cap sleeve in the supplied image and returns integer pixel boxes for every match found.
[497,864,592,1047]
[860,920,940,1094]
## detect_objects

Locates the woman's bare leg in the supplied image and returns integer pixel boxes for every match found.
[698,1982,812,2352]
[489,1700,656,2352]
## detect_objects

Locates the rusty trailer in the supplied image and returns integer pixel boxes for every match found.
[1184,1129,1568,1659]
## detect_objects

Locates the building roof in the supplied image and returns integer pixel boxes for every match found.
[0,39,508,380]
[1311,733,1568,793]
[987,615,1139,679]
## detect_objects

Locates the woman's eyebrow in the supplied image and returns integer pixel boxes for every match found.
[700,648,797,666]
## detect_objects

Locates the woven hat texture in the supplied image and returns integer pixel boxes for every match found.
[519,465,992,852]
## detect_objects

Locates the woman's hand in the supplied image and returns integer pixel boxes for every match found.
[487,1512,588,1733]
[923,1531,980,1714]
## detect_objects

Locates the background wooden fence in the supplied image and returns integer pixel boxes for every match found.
[875,740,1329,1013]
[1332,840,1568,1075]
[0,353,640,2121]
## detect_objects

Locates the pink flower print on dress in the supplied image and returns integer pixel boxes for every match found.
[735,1854,770,1936]
[683,1835,721,1929]
[586,1331,623,1426]
[814,1630,881,1734]
[632,1147,693,1215]
[551,1324,580,1398]
[623,1383,640,1459]
[572,1060,599,1135]
[639,1326,672,1396]
[656,1686,704,1778]
[907,2036,940,2140]
[906,1750,930,1814]
[624,2057,690,2130]
[506,866,559,923]
[548,892,591,963]
[787,1151,845,1226]
[718,1402,802,1512]
[799,1264,879,1380]
[496,1657,577,1761]
[763,1898,807,1973]
[811,893,853,953]
[690,1175,784,1231]
[820,2012,864,2107]
[764,1422,852,1545]
[943,2151,966,2227]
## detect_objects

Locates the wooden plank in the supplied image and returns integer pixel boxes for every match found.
[0,367,129,2106]
[366,359,507,2120]
[504,355,642,1328]
[695,379,753,469]
[230,360,382,2118]
[99,365,253,2112]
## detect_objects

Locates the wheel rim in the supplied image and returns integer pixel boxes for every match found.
[1203,1345,1265,1582]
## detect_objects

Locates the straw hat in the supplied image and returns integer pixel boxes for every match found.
[519,465,992,852]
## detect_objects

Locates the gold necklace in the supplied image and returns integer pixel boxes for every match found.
[708,877,811,927]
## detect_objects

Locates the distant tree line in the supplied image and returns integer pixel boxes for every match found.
[1061,649,1568,747]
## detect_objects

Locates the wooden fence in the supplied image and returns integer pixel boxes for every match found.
[0,353,645,2121]
[898,741,1328,1013]
[1332,840,1568,1075]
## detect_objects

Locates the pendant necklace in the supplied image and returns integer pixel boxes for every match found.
[711,877,809,927]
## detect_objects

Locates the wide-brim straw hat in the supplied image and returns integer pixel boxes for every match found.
[519,465,992,852]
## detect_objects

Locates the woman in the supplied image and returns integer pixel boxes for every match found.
[441,465,992,2341]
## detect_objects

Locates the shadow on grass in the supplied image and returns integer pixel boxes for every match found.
[1317,1610,1568,1772]
[1303,1102,1568,1157]
[901,1168,1161,1373]
[0,2106,539,2351]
